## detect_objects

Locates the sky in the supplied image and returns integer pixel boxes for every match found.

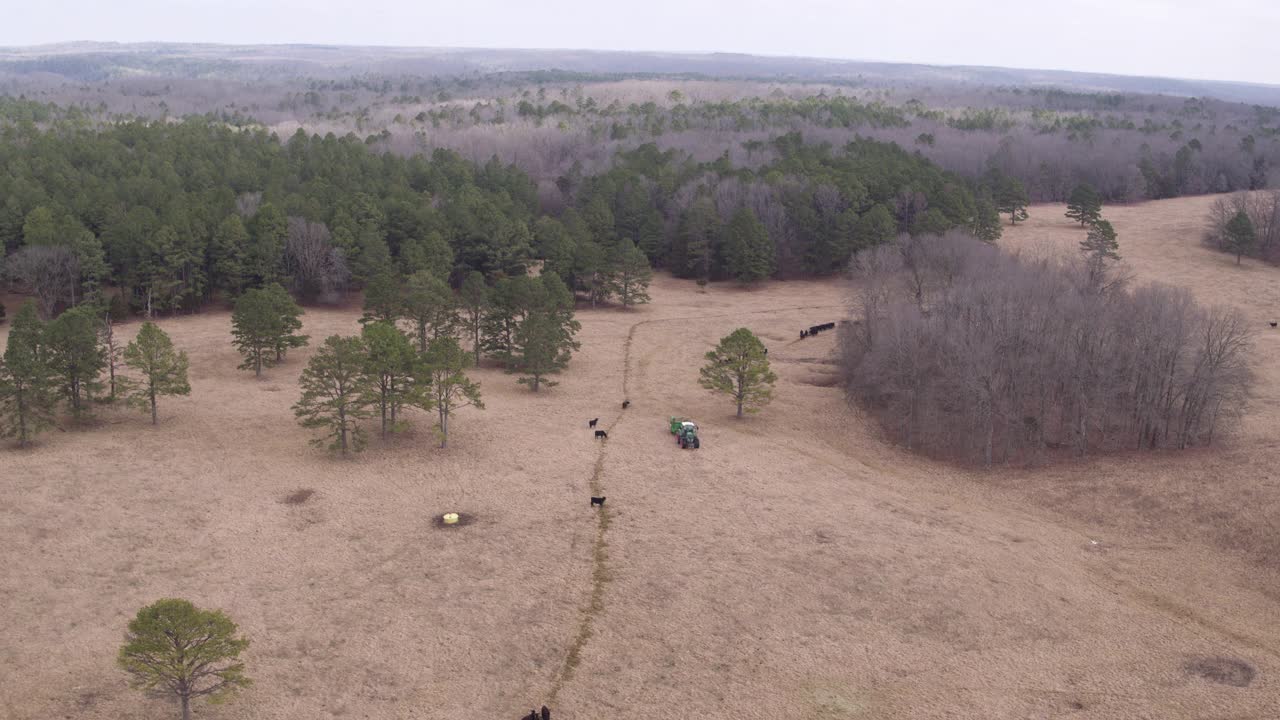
[5,0,1279,86]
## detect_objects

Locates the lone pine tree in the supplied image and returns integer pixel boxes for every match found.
[118,598,251,720]
[699,328,777,418]
[122,322,191,425]
[1065,183,1103,227]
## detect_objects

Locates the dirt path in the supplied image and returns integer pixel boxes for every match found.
[546,302,848,706]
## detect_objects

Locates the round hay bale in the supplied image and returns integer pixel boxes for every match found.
[431,511,477,529]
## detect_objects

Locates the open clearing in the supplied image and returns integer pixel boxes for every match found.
[2,195,1279,719]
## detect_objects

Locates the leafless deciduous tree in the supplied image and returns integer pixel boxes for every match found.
[235,191,263,218]
[843,231,1254,465]
[4,244,79,318]
[284,217,349,304]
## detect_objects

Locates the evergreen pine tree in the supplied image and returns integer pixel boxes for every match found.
[724,209,775,283]
[262,283,308,362]
[246,203,286,286]
[293,335,373,455]
[511,275,580,391]
[0,300,57,446]
[1065,183,1103,227]
[211,215,249,295]
[458,271,489,366]
[609,238,653,307]
[698,328,777,418]
[1080,218,1121,290]
[122,322,191,425]
[99,311,123,401]
[1225,210,1256,265]
[118,598,251,720]
[854,204,899,251]
[44,305,106,420]
[968,196,1003,243]
[421,336,483,449]
[230,285,307,376]
[993,175,1031,225]
[402,271,459,352]
[360,321,430,437]
[360,271,403,326]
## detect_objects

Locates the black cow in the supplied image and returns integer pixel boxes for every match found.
[800,330,807,339]
[594,430,608,439]
[588,418,599,428]
[542,707,551,720]
[1271,321,1278,328]
[809,325,822,335]
[763,348,768,355]
[591,496,606,507]
[524,711,537,720]
[622,400,631,409]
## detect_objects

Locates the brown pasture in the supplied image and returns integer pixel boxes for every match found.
[2,195,1278,719]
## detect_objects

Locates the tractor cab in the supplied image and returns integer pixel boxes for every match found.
[669,417,701,449]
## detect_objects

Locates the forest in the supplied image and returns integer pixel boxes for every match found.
[0,110,999,318]
[2,44,1277,213]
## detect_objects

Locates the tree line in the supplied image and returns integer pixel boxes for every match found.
[842,229,1253,465]
[0,118,543,318]
[0,114,1003,326]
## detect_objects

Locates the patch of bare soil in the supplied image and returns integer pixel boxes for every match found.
[2,199,1280,719]
[282,488,315,505]
[1184,656,1257,687]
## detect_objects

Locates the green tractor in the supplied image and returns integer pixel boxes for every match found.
[669,417,701,449]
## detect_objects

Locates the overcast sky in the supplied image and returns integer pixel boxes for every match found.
[5,0,1279,86]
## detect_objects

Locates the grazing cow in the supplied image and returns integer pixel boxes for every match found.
[524,711,537,720]
[1271,321,1278,328]
[622,400,631,409]
[591,496,606,507]
[588,418,599,428]
[800,330,807,339]
[542,707,551,720]
[594,430,608,439]
[809,325,821,335]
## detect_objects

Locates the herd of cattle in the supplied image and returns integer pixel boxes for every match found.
[800,322,837,339]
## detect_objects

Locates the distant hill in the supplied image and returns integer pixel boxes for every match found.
[2,42,1279,106]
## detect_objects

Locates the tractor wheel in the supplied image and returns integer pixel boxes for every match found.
[693,438,700,449]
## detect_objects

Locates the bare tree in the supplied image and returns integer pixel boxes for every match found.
[284,218,350,304]
[5,245,79,318]
[844,230,1254,465]
[235,191,263,218]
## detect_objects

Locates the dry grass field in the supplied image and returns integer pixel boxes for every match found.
[2,194,1279,719]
